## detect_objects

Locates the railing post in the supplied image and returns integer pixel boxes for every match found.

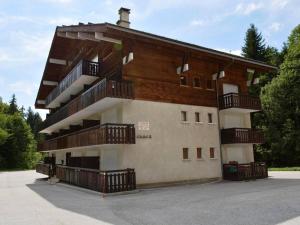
[251,162,255,179]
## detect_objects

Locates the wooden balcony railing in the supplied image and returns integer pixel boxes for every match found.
[41,78,134,130]
[221,128,264,144]
[219,93,261,111]
[45,60,100,106]
[55,165,136,193]
[223,162,268,181]
[38,123,136,151]
[36,163,51,176]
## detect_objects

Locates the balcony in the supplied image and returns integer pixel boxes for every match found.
[221,128,264,144]
[223,162,268,181]
[219,93,261,112]
[38,123,136,151]
[40,78,133,133]
[36,163,51,176]
[46,60,100,108]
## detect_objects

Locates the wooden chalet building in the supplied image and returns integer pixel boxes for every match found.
[35,8,273,193]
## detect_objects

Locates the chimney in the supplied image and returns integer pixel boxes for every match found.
[116,7,130,28]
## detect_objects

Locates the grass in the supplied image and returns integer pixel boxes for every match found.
[268,167,300,171]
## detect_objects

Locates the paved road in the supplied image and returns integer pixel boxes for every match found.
[0,171,300,225]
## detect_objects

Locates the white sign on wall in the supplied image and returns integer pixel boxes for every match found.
[138,121,150,131]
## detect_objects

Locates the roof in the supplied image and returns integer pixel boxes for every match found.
[103,23,277,70]
[35,22,277,108]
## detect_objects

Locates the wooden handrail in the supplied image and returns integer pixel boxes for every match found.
[54,165,136,193]
[221,128,264,144]
[45,60,101,106]
[41,78,134,130]
[38,123,135,151]
[219,93,261,110]
[223,162,268,181]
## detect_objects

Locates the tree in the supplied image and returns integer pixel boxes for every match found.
[260,24,300,166]
[8,94,18,115]
[26,107,43,142]
[0,96,41,169]
[242,24,266,61]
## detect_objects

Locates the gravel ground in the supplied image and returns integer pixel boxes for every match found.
[0,170,300,225]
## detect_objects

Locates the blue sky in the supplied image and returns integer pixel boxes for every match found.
[0,0,299,118]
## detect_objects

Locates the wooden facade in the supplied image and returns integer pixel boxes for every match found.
[41,79,133,129]
[39,123,135,151]
[221,128,264,144]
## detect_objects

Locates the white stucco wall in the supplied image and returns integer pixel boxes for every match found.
[119,100,222,185]
[222,144,254,164]
[219,110,254,164]
[49,99,258,185]
[220,111,251,129]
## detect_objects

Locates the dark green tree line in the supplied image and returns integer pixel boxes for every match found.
[242,23,299,166]
[0,95,42,169]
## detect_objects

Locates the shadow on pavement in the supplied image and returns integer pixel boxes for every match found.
[27,174,300,225]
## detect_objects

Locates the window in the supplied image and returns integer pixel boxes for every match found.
[181,111,187,122]
[197,148,202,159]
[193,77,201,88]
[195,112,201,122]
[183,148,189,159]
[208,113,213,123]
[206,79,213,89]
[180,75,187,86]
[210,147,215,159]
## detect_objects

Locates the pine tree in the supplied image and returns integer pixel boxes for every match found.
[26,107,43,141]
[8,94,18,115]
[242,24,266,61]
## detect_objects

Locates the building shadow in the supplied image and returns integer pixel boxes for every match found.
[27,174,300,225]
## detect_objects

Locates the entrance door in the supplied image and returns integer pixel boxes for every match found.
[223,84,239,94]
[66,152,71,166]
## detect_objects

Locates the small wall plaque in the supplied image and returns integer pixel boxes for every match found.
[138,121,150,131]
[136,134,152,139]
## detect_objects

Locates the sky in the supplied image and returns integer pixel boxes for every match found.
[0,0,299,119]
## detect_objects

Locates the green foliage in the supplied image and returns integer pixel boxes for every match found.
[260,24,300,166]
[242,24,266,61]
[0,95,42,169]
[242,24,298,166]
[8,94,19,115]
[26,107,44,142]
[268,167,300,171]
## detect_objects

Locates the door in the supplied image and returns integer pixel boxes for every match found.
[66,152,71,166]
[223,84,239,94]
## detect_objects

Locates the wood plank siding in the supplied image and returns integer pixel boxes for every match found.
[38,123,136,151]
[221,128,264,144]
[122,41,254,107]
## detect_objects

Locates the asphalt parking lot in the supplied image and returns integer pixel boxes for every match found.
[0,170,300,225]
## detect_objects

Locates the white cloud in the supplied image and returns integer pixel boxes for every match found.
[0,51,10,62]
[269,22,282,32]
[190,19,205,27]
[9,81,38,96]
[235,2,264,15]
[43,0,73,3]
[0,76,4,86]
[48,17,77,25]
[0,13,37,26]
[270,0,289,9]
[217,48,242,56]
[7,31,52,62]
